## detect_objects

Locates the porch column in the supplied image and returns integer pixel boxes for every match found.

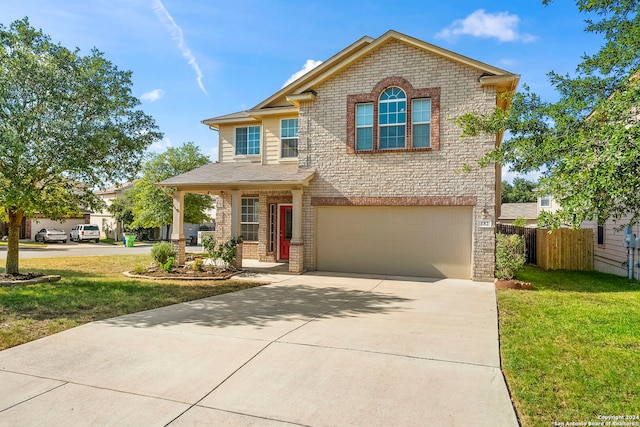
[290,188,304,273]
[231,190,240,237]
[171,190,186,265]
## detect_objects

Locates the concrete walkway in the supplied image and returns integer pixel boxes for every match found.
[0,272,518,426]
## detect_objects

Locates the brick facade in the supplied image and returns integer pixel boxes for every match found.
[208,34,511,280]
[296,40,498,279]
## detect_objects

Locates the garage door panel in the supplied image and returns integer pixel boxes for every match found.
[316,206,472,279]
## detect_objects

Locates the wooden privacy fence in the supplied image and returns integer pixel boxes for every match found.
[496,224,537,265]
[536,228,593,271]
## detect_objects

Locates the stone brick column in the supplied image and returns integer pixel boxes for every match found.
[171,238,186,266]
[289,188,305,273]
[233,242,243,270]
[171,190,186,265]
[289,242,304,273]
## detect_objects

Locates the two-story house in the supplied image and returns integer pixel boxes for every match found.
[159,30,518,280]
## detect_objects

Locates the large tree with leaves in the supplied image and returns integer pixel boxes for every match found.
[457,0,640,228]
[130,142,212,235]
[0,18,162,274]
[502,178,538,204]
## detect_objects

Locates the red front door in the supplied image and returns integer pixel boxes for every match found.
[279,205,293,260]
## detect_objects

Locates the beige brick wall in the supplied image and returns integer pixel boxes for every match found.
[298,40,498,280]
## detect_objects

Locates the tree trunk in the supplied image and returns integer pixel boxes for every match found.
[6,209,23,275]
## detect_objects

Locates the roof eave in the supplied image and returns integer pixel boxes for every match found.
[201,115,259,129]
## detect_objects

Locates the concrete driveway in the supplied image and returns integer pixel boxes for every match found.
[0,273,518,426]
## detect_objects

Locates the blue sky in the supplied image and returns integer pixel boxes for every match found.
[1,1,602,181]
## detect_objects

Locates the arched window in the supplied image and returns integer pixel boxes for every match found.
[378,87,406,149]
[347,77,440,153]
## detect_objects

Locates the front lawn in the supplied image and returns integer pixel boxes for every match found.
[499,266,640,426]
[0,255,262,350]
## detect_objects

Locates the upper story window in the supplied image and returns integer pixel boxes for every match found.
[235,126,261,156]
[378,87,407,149]
[412,98,431,148]
[355,103,373,150]
[347,77,440,154]
[280,119,299,158]
[540,195,551,208]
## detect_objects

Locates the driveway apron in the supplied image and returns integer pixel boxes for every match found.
[0,273,518,426]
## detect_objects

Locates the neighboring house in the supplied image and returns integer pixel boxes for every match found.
[535,193,638,277]
[92,182,217,241]
[25,212,91,241]
[538,194,560,214]
[92,182,136,240]
[498,203,538,226]
[159,30,519,280]
[582,217,640,277]
[1,212,90,241]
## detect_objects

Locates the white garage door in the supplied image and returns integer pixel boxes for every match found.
[316,206,472,278]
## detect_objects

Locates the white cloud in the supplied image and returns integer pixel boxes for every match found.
[282,59,323,88]
[140,88,165,102]
[436,9,536,43]
[150,137,172,152]
[152,0,208,96]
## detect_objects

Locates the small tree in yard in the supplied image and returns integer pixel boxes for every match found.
[0,18,162,275]
[129,142,213,235]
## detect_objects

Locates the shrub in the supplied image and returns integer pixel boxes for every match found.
[496,233,526,280]
[192,257,204,271]
[163,257,175,273]
[202,234,216,259]
[201,235,242,267]
[217,236,243,266]
[512,217,528,227]
[151,241,175,266]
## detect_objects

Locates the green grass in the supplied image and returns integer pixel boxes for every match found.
[499,266,640,426]
[99,238,119,245]
[0,241,46,247]
[0,255,263,350]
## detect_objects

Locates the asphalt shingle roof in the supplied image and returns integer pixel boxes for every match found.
[157,162,315,187]
[499,203,538,220]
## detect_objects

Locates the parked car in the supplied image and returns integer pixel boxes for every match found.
[69,224,100,243]
[34,228,67,243]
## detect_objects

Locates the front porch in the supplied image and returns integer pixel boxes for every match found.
[157,162,315,274]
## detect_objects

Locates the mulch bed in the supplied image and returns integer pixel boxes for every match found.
[0,273,61,286]
[0,272,45,281]
[495,279,534,290]
[124,265,241,281]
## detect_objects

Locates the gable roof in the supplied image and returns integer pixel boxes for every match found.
[202,30,519,128]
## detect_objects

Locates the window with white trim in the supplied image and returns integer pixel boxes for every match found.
[241,197,259,241]
[355,103,373,150]
[379,87,407,149]
[235,126,261,156]
[540,195,551,208]
[347,78,440,153]
[280,119,299,158]
[412,98,431,148]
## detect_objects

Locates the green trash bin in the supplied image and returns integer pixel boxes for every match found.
[125,235,136,247]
